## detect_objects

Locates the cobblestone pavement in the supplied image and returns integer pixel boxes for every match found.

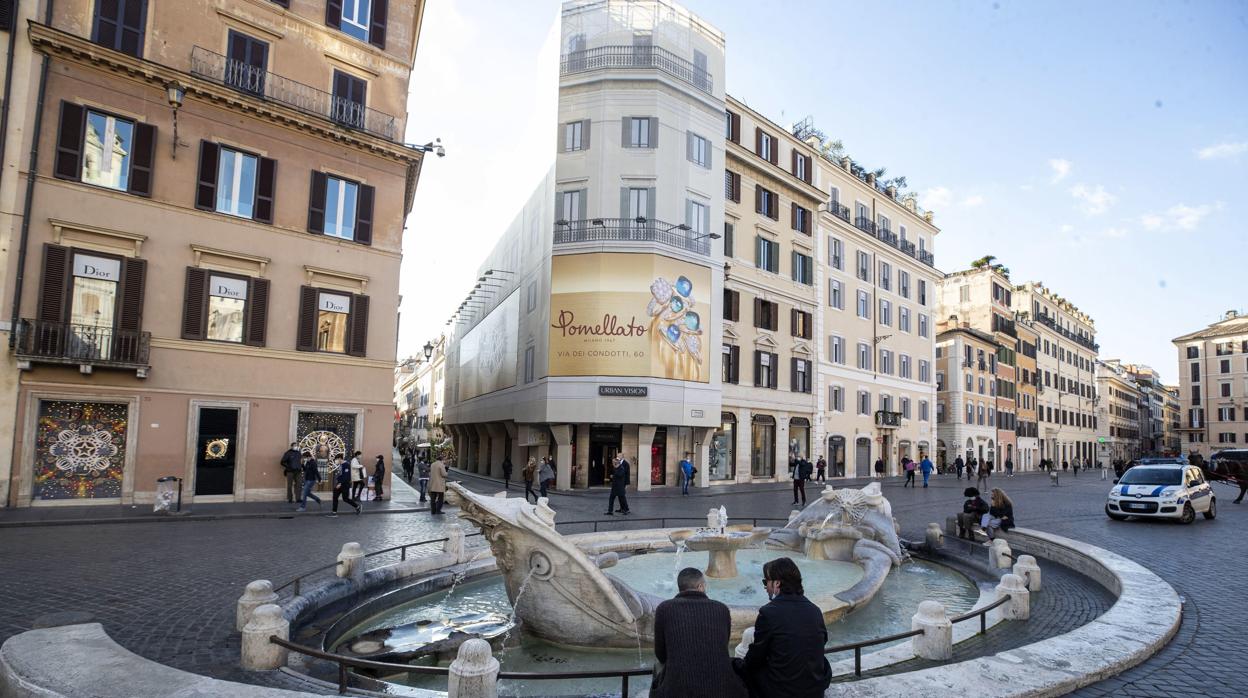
[2,469,1244,696]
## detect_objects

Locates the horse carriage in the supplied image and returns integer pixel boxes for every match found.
[1197,449,1248,504]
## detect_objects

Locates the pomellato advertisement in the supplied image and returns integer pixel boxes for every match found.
[549,253,711,382]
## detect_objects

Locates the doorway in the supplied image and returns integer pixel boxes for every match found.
[195,407,239,496]
[854,437,871,477]
[589,425,622,487]
[650,427,666,486]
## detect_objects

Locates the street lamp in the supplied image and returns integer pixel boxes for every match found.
[423,341,434,359]
[408,138,446,157]
[165,81,187,159]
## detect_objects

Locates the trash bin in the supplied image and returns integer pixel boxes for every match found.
[154,476,183,514]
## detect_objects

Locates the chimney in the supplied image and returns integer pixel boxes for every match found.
[886,185,898,198]
[841,156,851,172]
[1226,310,1240,321]
[805,135,821,149]
[866,172,876,186]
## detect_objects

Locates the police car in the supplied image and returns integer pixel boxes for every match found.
[1105,463,1216,523]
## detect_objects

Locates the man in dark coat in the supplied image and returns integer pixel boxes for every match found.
[281,443,302,503]
[605,455,631,515]
[652,568,747,698]
[735,557,831,697]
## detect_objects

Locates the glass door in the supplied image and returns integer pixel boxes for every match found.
[195,407,239,496]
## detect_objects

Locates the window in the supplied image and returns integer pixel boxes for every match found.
[91,0,147,57]
[54,104,155,197]
[829,237,843,270]
[792,251,813,285]
[793,151,810,183]
[225,31,269,96]
[918,313,929,338]
[755,236,779,273]
[918,279,928,306]
[857,342,871,370]
[623,186,654,228]
[327,0,388,47]
[623,117,657,148]
[858,390,871,416]
[829,279,843,309]
[878,214,891,233]
[920,400,929,421]
[323,176,361,240]
[919,359,930,383]
[792,358,812,393]
[899,306,911,333]
[722,344,740,384]
[331,70,367,129]
[527,281,537,312]
[725,170,741,202]
[750,415,776,477]
[756,186,779,219]
[725,110,740,143]
[687,199,710,238]
[966,403,974,424]
[879,299,891,326]
[558,188,585,222]
[830,385,844,411]
[296,287,370,357]
[901,397,911,419]
[988,407,996,427]
[754,298,779,331]
[879,349,894,375]
[959,285,970,302]
[830,335,845,364]
[757,130,775,163]
[1191,362,1201,382]
[856,251,870,281]
[791,309,813,339]
[978,377,985,394]
[687,132,710,168]
[215,147,259,218]
[724,222,734,257]
[723,289,740,322]
[1187,346,1199,359]
[857,290,870,319]
[792,204,811,234]
[899,354,911,379]
[562,120,589,151]
[937,370,945,390]
[879,261,891,290]
[1222,359,1232,374]
[316,292,350,352]
[978,405,985,425]
[1221,382,1232,398]
[754,351,778,388]
[524,347,535,383]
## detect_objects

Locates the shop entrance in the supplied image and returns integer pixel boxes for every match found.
[651,427,666,486]
[195,407,239,496]
[589,425,622,487]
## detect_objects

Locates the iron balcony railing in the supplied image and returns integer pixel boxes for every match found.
[553,218,711,256]
[560,45,713,95]
[919,249,935,266]
[877,228,899,246]
[190,46,398,141]
[854,216,877,235]
[16,319,150,368]
[827,201,850,222]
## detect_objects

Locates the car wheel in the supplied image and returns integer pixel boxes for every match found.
[1105,505,1128,521]
[1203,498,1217,520]
[1180,503,1196,524]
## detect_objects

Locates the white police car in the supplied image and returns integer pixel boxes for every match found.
[1105,463,1216,524]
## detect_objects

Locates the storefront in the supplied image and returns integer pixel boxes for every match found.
[827,435,846,477]
[709,413,736,481]
[788,417,810,465]
[751,414,776,478]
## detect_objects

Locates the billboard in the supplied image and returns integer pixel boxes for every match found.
[458,291,519,400]
[549,253,712,382]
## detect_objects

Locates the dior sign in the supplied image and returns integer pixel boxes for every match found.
[318,293,351,314]
[72,255,121,282]
[209,276,248,300]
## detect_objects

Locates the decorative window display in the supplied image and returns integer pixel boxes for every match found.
[34,400,128,500]
[296,411,357,483]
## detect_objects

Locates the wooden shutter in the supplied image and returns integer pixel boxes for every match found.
[37,244,70,322]
[769,137,778,165]
[732,172,741,201]
[325,0,343,29]
[790,308,798,336]
[355,183,374,245]
[255,157,277,223]
[791,150,798,177]
[0,0,12,31]
[754,185,762,214]
[128,122,156,196]
[53,101,85,181]
[369,0,389,49]
[753,297,763,328]
[347,293,370,357]
[729,345,740,383]
[730,290,740,322]
[791,202,798,231]
[791,357,798,391]
[754,127,762,157]
[116,257,146,333]
[646,187,656,222]
[770,302,779,331]
[770,353,779,388]
[557,123,566,153]
[307,171,328,233]
[730,111,740,143]
[195,141,219,210]
[296,286,318,351]
[581,119,591,150]
[245,277,270,346]
[181,267,208,340]
[753,350,762,387]
[647,117,658,148]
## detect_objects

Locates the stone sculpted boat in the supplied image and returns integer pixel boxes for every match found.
[338,611,512,662]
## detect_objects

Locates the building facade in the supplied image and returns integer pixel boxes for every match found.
[1096,360,1142,463]
[1162,385,1181,456]
[935,324,1000,467]
[1,0,427,506]
[1015,319,1039,470]
[1172,310,1248,459]
[1012,282,1099,467]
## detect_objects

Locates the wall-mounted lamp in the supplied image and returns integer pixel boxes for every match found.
[165,81,187,159]
[423,341,434,359]
[408,138,446,157]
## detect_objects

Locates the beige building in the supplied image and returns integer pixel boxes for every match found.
[1172,310,1248,459]
[1162,385,1181,455]
[1015,319,1039,470]
[935,323,1000,468]
[1,0,428,507]
[394,334,446,458]
[1012,282,1099,467]
[1096,360,1142,462]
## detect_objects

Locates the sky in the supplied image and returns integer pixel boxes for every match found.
[399,0,1248,385]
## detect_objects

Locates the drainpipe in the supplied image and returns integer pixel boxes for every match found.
[0,0,21,199]
[7,0,54,348]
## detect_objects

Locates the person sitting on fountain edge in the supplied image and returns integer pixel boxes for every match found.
[735,557,832,698]
[651,567,748,698]
[958,487,989,540]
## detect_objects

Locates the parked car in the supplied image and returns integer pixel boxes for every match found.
[1105,463,1216,524]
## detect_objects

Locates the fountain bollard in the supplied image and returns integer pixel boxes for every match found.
[989,538,1013,569]
[444,524,468,564]
[994,573,1031,620]
[447,638,500,698]
[925,522,944,549]
[240,604,289,671]
[336,542,365,581]
[236,579,278,631]
[945,515,959,539]
[1012,554,1042,592]
[733,626,756,660]
[910,600,953,660]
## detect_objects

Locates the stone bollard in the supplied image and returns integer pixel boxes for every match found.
[994,573,1031,620]
[945,515,959,538]
[447,638,499,698]
[734,627,756,660]
[925,522,944,549]
[236,580,278,631]
[1013,555,1042,592]
[336,542,365,581]
[989,538,1013,569]
[443,524,467,564]
[240,604,289,671]
[910,600,953,660]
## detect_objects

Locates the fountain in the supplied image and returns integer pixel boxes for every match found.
[667,507,769,578]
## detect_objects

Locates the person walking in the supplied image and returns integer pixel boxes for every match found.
[920,453,934,488]
[734,557,832,698]
[522,457,538,504]
[873,457,885,478]
[815,455,826,482]
[954,455,965,480]
[428,458,447,515]
[792,458,811,505]
[1072,456,1080,477]
[976,458,991,492]
[349,451,366,501]
[330,457,360,517]
[402,451,415,482]
[296,451,321,511]
[373,454,386,501]
[502,455,514,491]
[605,455,631,515]
[1061,459,1069,473]
[538,457,555,499]
[1004,457,1014,478]
[651,568,748,698]
[680,453,695,496]
[902,457,916,488]
[281,443,303,503]
[417,458,430,503]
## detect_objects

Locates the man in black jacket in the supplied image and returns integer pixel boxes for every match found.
[281,443,302,503]
[605,455,631,515]
[736,557,831,697]
[651,568,747,698]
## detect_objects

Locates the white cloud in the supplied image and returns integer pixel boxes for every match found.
[1059,224,1074,233]
[1138,202,1224,232]
[1103,227,1128,239]
[1196,141,1248,160]
[1069,184,1116,215]
[961,194,985,207]
[1140,214,1163,231]
[1048,158,1072,183]
[921,186,952,209]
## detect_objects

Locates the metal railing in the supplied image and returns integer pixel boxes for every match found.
[854,216,877,235]
[553,218,711,255]
[15,319,150,367]
[877,228,899,246]
[555,516,790,534]
[827,201,851,222]
[190,46,398,141]
[919,250,935,266]
[560,45,713,95]
[273,533,484,597]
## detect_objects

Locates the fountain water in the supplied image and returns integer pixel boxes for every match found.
[669,507,769,579]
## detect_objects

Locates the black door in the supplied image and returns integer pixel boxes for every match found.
[226,30,268,96]
[195,407,239,496]
[589,425,622,487]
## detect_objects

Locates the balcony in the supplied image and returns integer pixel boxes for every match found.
[899,239,916,257]
[993,314,1018,338]
[553,218,711,256]
[15,320,150,377]
[877,228,899,246]
[826,202,850,223]
[190,46,398,141]
[560,45,713,95]
[854,216,876,235]
[919,249,935,266]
